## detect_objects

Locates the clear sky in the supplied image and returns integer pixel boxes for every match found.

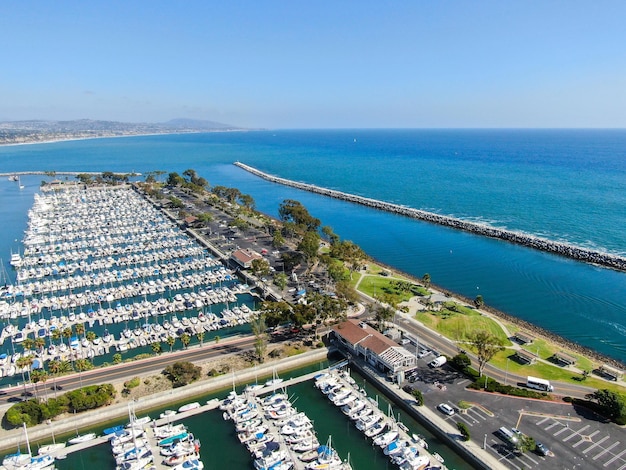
[1,1,625,128]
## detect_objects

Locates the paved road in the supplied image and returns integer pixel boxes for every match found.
[0,335,257,405]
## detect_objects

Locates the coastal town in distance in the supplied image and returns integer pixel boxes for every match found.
[0,165,625,470]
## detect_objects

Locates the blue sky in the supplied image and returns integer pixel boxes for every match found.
[1,1,625,128]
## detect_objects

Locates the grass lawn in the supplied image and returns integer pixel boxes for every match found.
[490,349,623,394]
[416,309,512,346]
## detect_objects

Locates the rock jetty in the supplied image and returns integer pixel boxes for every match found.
[234,162,626,272]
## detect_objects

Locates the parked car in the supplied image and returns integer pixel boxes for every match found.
[437,403,455,416]
[535,442,549,456]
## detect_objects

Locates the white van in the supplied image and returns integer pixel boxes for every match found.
[498,426,518,443]
[428,356,447,368]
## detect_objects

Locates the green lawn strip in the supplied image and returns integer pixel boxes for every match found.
[348,271,362,288]
[490,349,623,394]
[416,310,512,346]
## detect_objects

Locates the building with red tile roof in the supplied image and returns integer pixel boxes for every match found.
[331,319,416,373]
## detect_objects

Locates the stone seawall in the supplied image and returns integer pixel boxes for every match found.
[234,162,626,272]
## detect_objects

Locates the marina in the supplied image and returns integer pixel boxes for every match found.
[0,184,258,385]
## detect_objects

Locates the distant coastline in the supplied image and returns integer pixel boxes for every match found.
[0,118,246,146]
[234,161,626,273]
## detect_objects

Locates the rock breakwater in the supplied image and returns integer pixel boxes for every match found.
[234,162,626,272]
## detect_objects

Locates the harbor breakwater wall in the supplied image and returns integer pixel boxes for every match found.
[234,162,626,272]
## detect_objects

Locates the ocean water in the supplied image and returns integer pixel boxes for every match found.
[1,130,626,363]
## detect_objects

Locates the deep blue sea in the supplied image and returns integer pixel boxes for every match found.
[1,129,626,363]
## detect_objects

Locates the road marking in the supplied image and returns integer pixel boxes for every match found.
[536,416,550,425]
[554,426,571,436]
[604,448,626,467]
[563,431,579,442]
[545,421,562,430]
[573,438,589,448]
[467,408,487,421]
[584,435,610,454]
[593,441,621,461]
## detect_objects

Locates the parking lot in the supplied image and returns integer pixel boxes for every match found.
[402,351,626,470]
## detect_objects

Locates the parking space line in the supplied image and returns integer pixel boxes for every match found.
[517,451,539,466]
[487,441,523,470]
[573,438,589,448]
[604,448,626,467]
[545,421,562,430]
[593,441,621,461]
[617,460,626,470]
[563,431,581,442]
[536,416,550,425]
[584,435,611,454]
[554,426,571,436]
[467,408,487,421]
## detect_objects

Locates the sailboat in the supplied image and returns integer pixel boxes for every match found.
[38,426,66,455]
[244,365,265,393]
[18,175,24,190]
[264,368,283,387]
[2,423,32,468]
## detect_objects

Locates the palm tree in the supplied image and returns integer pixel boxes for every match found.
[180,333,191,349]
[51,328,61,345]
[151,342,162,354]
[196,331,205,347]
[75,323,85,338]
[422,273,431,288]
[31,369,49,401]
[47,359,61,397]
[16,355,34,397]
[62,327,72,346]
[86,331,97,343]
[34,337,46,353]
[113,353,122,364]
[166,336,176,352]
[22,337,35,353]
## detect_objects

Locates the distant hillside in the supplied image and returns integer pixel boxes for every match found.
[0,118,241,145]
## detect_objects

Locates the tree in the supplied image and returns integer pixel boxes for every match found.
[113,353,122,364]
[251,258,271,279]
[151,342,162,354]
[298,231,321,266]
[474,295,484,309]
[587,389,626,421]
[457,422,471,441]
[467,330,504,377]
[278,199,320,233]
[34,337,46,353]
[62,327,72,346]
[51,328,61,344]
[274,272,288,291]
[411,389,424,406]
[163,361,202,388]
[22,337,35,353]
[422,273,431,288]
[30,369,48,401]
[75,323,85,338]
[374,305,395,332]
[272,230,285,248]
[250,315,268,363]
[451,352,472,371]
[166,336,176,352]
[196,331,205,346]
[180,333,191,349]
[86,331,97,343]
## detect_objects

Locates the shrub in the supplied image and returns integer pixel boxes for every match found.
[163,361,202,388]
[411,389,424,406]
[124,377,141,389]
[457,422,470,441]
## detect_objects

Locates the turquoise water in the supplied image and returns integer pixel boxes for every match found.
[1,130,626,362]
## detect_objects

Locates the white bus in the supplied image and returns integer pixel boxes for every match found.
[526,376,554,392]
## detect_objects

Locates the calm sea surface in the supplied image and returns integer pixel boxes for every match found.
[1,130,626,363]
